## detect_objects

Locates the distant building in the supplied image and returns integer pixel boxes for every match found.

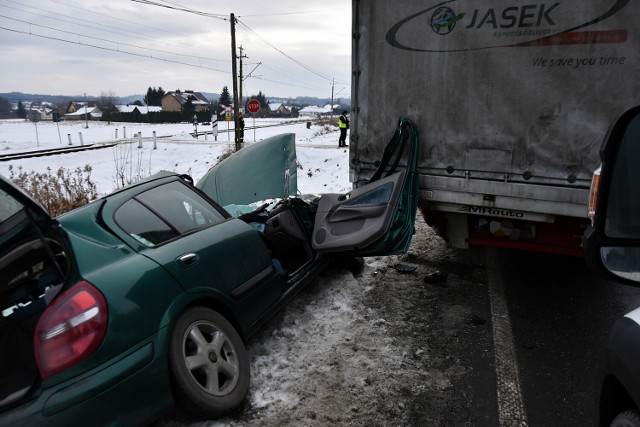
[26,108,54,121]
[116,105,162,114]
[267,103,291,116]
[161,90,210,113]
[65,106,102,121]
[298,104,337,118]
[66,101,98,114]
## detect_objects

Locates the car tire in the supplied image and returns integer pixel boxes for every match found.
[168,307,250,419]
[611,410,640,427]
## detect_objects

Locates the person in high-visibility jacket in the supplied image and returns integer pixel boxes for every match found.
[338,110,349,147]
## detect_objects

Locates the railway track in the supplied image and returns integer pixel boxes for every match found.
[191,119,312,138]
[0,143,118,162]
[1,119,327,161]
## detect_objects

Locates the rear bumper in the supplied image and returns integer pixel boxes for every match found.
[0,331,173,427]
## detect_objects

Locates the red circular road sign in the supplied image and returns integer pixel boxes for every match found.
[247,99,260,114]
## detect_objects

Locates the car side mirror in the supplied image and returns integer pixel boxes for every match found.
[585,106,640,285]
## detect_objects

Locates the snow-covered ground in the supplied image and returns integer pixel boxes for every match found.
[0,118,351,196]
[1,118,470,426]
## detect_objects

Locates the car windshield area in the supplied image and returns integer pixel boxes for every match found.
[115,181,227,247]
[0,187,23,223]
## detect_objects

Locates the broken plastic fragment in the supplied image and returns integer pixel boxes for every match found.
[393,263,417,273]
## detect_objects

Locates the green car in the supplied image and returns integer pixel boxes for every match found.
[0,118,419,426]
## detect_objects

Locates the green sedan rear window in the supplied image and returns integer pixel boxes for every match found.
[116,199,178,246]
[115,181,226,247]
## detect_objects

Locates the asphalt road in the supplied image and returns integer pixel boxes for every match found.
[493,247,640,426]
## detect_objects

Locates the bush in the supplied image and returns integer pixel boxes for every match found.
[8,165,98,217]
[216,147,235,164]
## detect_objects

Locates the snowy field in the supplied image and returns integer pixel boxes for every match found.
[0,118,351,197]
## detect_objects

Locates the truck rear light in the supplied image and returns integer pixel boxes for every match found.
[588,168,601,222]
[34,281,108,378]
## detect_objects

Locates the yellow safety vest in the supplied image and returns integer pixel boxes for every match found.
[339,114,348,129]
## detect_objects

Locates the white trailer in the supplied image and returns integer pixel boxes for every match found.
[350,0,639,255]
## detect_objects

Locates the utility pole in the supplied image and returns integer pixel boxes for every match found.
[239,45,248,111]
[330,79,335,121]
[84,92,89,128]
[230,13,241,151]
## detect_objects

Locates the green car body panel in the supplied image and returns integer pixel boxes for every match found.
[0,124,420,426]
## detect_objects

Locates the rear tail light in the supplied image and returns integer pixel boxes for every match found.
[588,167,601,222]
[34,281,108,378]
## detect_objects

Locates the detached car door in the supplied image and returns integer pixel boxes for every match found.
[100,175,281,327]
[312,117,420,256]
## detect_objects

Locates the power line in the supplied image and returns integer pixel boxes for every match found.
[0,1,350,96]
[0,14,230,66]
[0,25,230,74]
[236,19,336,83]
[0,1,229,60]
[130,0,227,20]
[256,63,329,92]
[129,1,345,88]
[240,9,348,18]
[33,0,217,48]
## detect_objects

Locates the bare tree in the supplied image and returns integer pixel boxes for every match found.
[100,91,117,124]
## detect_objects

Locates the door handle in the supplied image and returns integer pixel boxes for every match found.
[178,253,199,266]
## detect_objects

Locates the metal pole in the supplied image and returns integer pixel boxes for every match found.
[34,120,39,147]
[230,13,240,151]
[330,79,335,121]
[84,92,89,129]
[56,119,62,144]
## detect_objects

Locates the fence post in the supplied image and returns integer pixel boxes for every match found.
[78,132,84,146]
[153,131,157,149]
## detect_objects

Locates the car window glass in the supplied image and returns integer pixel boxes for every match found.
[136,181,226,234]
[344,182,394,207]
[0,188,24,222]
[605,114,640,238]
[115,199,178,246]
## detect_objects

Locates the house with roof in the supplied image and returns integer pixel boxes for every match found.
[64,106,102,121]
[66,101,99,114]
[161,90,210,113]
[298,104,337,118]
[116,105,163,115]
[267,102,291,117]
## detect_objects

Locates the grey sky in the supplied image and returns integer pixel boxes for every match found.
[0,0,351,99]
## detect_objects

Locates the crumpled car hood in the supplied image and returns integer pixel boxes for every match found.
[197,133,298,207]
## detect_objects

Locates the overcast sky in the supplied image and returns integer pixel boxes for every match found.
[0,0,352,100]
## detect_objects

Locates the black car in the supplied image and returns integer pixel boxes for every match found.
[584,106,640,426]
